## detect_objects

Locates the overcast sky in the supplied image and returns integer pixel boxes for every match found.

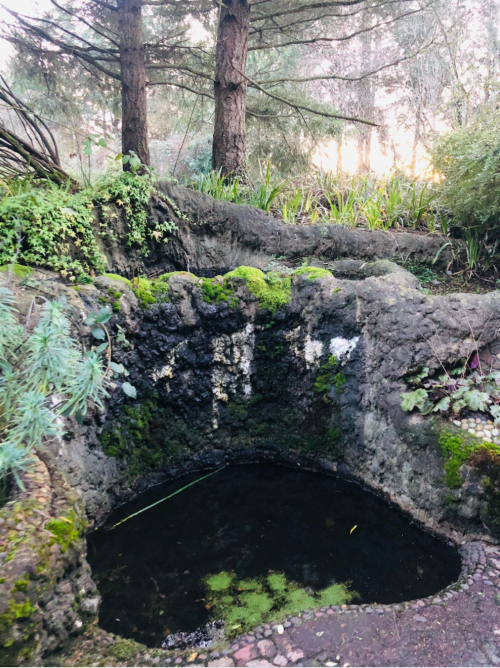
[0,0,48,68]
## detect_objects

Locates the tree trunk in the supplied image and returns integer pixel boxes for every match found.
[212,0,250,176]
[118,0,150,168]
[356,14,374,174]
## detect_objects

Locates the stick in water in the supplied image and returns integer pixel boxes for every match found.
[110,467,225,529]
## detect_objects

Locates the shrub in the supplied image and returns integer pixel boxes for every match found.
[431,116,500,232]
[431,115,500,268]
[0,287,109,491]
[0,172,176,281]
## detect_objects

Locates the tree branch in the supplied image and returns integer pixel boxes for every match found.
[239,70,378,125]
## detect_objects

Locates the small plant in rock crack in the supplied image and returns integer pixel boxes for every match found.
[400,354,500,423]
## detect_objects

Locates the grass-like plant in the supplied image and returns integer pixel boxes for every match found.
[188,166,439,233]
[0,286,111,493]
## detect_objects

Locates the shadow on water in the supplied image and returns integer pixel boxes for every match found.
[87,463,461,647]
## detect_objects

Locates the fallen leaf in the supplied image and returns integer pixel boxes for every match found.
[187,653,198,662]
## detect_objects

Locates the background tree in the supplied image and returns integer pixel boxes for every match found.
[3,0,427,175]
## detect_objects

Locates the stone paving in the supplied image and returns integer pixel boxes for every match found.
[56,542,500,668]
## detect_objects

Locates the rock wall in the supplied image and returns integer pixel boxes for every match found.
[0,454,98,666]
[46,260,498,540]
[3,241,500,665]
[96,182,456,277]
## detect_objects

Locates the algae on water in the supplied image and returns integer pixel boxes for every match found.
[204,571,355,635]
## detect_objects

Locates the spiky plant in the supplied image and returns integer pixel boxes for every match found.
[0,287,110,494]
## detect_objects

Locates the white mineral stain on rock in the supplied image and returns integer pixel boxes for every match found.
[151,364,173,382]
[211,324,255,404]
[304,335,324,366]
[329,336,360,363]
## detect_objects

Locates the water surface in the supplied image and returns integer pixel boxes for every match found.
[88,464,461,646]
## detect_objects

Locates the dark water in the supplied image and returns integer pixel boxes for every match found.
[88,464,461,647]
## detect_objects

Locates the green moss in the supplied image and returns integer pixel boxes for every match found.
[313,356,343,397]
[224,267,291,312]
[200,277,238,306]
[158,271,197,282]
[0,264,34,279]
[110,638,145,661]
[227,402,248,418]
[112,300,121,312]
[439,430,500,488]
[130,277,158,306]
[45,509,85,553]
[0,599,37,634]
[100,398,182,477]
[293,266,333,281]
[205,571,355,637]
[103,273,132,286]
[12,579,29,593]
[127,273,199,307]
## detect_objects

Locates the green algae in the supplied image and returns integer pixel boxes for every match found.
[204,571,355,636]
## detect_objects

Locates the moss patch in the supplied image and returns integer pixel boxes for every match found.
[46,509,86,553]
[110,638,145,662]
[439,429,500,488]
[103,273,132,286]
[100,399,182,477]
[473,448,500,533]
[224,267,291,312]
[205,571,355,636]
[313,356,345,397]
[0,264,34,279]
[293,266,333,281]
[200,277,239,307]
